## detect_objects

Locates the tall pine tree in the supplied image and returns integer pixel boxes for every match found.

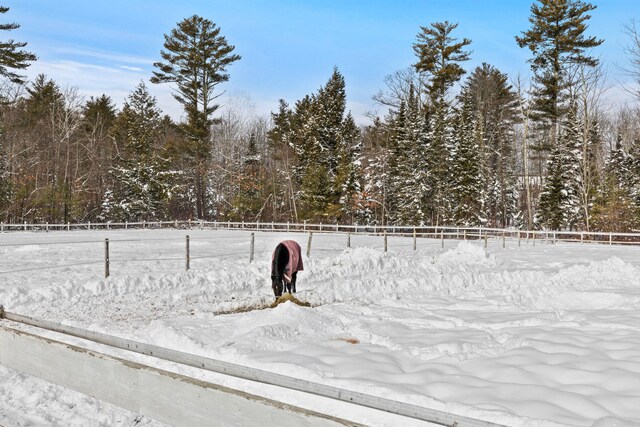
[151,15,241,219]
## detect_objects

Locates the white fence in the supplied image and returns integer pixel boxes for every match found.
[2,221,640,279]
[0,307,503,427]
[2,219,640,245]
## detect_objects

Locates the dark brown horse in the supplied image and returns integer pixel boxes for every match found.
[271,240,304,299]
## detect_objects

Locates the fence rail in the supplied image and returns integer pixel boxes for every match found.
[3,219,640,245]
[0,307,503,427]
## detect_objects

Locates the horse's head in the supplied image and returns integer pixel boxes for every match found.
[272,277,283,298]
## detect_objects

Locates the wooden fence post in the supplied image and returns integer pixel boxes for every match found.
[186,235,190,271]
[609,233,613,246]
[484,231,488,249]
[533,231,536,246]
[347,232,351,248]
[307,232,313,257]
[249,233,255,263]
[384,230,388,252]
[441,229,444,249]
[502,231,506,248]
[518,231,521,247]
[413,228,417,251]
[104,238,110,278]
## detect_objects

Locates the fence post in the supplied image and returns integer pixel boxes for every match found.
[384,230,388,252]
[533,231,536,246]
[609,233,613,246]
[185,235,190,271]
[463,229,466,240]
[413,228,417,251]
[518,231,521,247]
[104,239,110,278]
[67,222,70,231]
[1,222,3,232]
[441,229,444,249]
[287,222,290,232]
[303,220,307,232]
[347,232,351,248]
[484,231,488,249]
[46,222,49,232]
[307,232,313,257]
[249,233,255,263]
[24,221,27,231]
[581,232,584,244]
[502,231,506,249]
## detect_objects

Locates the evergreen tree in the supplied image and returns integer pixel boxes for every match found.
[334,112,363,222]
[0,6,37,84]
[536,108,582,229]
[413,21,471,225]
[151,15,241,219]
[592,137,640,232]
[103,82,174,221]
[450,103,487,226]
[459,64,519,227]
[516,0,603,136]
[83,94,116,134]
[274,68,361,221]
[388,86,429,225]
[413,21,472,109]
[230,133,265,221]
[267,99,297,220]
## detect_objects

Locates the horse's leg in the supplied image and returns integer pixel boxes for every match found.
[291,272,297,293]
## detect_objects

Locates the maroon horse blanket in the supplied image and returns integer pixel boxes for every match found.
[272,240,304,283]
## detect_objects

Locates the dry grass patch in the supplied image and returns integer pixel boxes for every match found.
[270,293,311,308]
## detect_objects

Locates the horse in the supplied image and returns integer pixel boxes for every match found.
[271,240,304,299]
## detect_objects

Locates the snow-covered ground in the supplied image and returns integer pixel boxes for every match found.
[1,229,640,427]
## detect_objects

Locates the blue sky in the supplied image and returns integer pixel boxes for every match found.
[5,0,638,123]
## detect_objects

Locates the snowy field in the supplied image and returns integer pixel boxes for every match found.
[1,228,640,426]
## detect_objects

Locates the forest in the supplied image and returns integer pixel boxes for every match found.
[1,1,640,232]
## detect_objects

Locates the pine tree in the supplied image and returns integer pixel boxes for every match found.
[413,21,472,110]
[387,86,429,225]
[413,21,471,225]
[0,6,37,84]
[151,15,241,219]
[275,68,360,221]
[459,64,519,227]
[516,0,603,135]
[536,108,582,229]
[230,133,265,221]
[334,112,362,222]
[267,99,297,220]
[103,82,175,221]
[450,103,487,226]
[592,137,640,232]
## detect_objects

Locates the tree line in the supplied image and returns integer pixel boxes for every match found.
[1,1,640,231]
